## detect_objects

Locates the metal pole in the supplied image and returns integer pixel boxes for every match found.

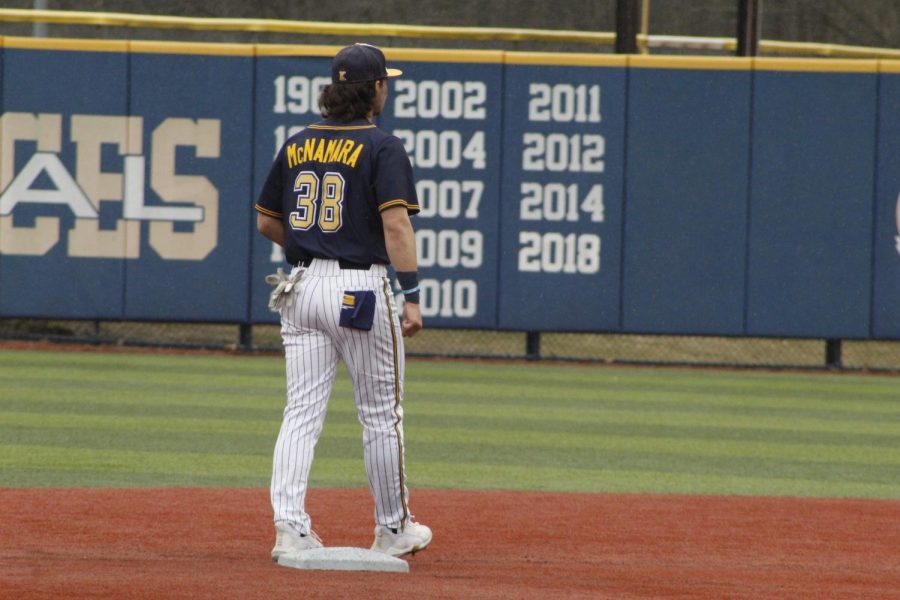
[615,0,641,54]
[33,0,48,38]
[736,0,761,56]
[639,0,651,54]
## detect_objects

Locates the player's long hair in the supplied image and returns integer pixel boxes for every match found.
[318,80,380,121]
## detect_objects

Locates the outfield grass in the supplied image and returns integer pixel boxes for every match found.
[0,349,898,498]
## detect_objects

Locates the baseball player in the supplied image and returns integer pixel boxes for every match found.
[255,43,431,562]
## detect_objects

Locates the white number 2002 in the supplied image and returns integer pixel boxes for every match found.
[394,80,487,120]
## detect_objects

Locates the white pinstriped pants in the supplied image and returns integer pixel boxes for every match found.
[270,258,410,534]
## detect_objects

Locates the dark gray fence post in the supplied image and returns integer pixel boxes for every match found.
[239,324,253,350]
[737,0,762,56]
[825,339,842,369]
[526,332,541,360]
[615,0,641,54]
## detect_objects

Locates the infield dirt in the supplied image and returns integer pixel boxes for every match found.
[1,487,898,599]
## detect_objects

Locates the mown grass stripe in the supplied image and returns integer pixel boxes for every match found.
[407,363,900,396]
[2,376,284,399]
[3,348,896,391]
[403,426,900,467]
[10,378,900,422]
[1,426,275,455]
[6,384,898,426]
[390,399,900,436]
[0,411,279,435]
[0,444,269,477]
[5,428,897,489]
[407,413,900,447]
[0,468,270,488]
[0,411,900,464]
[0,350,282,375]
[407,379,900,407]
[4,410,895,467]
[4,444,897,498]
[306,457,900,498]
[0,397,282,419]
[6,393,896,437]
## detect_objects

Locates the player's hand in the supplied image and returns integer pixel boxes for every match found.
[401,302,423,338]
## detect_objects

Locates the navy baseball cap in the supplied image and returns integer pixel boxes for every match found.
[332,43,402,84]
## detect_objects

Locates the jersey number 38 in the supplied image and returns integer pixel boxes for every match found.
[289,171,346,233]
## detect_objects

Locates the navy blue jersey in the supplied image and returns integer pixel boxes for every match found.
[256,118,419,266]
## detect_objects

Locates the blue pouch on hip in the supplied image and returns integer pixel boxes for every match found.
[339,290,376,331]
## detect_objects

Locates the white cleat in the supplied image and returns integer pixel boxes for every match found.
[271,522,324,562]
[371,522,432,557]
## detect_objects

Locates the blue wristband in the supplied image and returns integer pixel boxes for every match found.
[396,271,420,303]
[396,271,419,291]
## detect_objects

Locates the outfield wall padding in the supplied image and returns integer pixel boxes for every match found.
[0,38,898,340]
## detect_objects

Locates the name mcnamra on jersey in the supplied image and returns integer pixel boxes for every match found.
[285,137,364,169]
